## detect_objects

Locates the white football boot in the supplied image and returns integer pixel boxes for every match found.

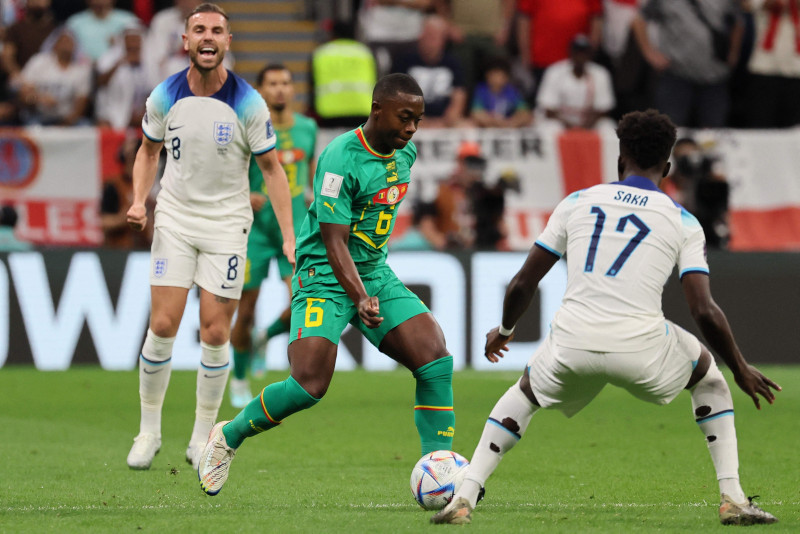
[430,497,473,525]
[127,433,161,470]
[198,421,236,495]
[719,494,778,525]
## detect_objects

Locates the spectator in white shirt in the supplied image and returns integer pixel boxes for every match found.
[17,27,92,125]
[536,34,616,130]
[95,22,154,130]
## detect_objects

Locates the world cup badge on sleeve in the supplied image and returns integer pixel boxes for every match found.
[213,122,234,145]
[153,258,168,278]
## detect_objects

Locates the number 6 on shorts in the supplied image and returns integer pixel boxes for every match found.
[305,298,325,327]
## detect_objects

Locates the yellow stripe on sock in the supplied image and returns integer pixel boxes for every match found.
[414,405,453,411]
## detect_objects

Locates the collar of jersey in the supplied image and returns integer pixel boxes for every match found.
[614,175,661,192]
[356,127,395,159]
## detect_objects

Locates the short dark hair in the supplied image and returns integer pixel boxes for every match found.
[617,109,677,170]
[256,63,292,87]
[373,73,423,102]
[186,3,229,30]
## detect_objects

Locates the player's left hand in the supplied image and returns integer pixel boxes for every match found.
[734,364,782,410]
[358,296,383,329]
[484,327,514,363]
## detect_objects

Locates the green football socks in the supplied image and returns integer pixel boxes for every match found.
[232,348,250,380]
[266,316,290,339]
[413,356,455,455]
[222,376,319,448]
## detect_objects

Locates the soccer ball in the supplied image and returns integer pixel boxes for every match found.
[410,450,469,510]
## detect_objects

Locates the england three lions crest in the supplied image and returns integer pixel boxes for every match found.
[213,122,234,145]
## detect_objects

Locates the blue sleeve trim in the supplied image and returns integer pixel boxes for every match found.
[142,130,163,143]
[534,241,562,259]
[252,145,276,156]
[680,268,710,280]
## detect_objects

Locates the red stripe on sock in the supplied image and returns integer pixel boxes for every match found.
[259,389,280,425]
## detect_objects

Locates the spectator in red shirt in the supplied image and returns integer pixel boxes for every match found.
[516,0,603,99]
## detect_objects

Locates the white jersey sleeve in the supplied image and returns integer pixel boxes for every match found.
[239,89,276,155]
[535,190,580,257]
[142,81,168,142]
[678,210,709,278]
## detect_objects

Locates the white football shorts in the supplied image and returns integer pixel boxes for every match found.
[149,226,247,299]
[526,320,702,417]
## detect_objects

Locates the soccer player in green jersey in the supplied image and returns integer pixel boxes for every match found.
[199,73,458,496]
[228,64,318,408]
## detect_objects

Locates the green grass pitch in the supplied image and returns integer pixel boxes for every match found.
[1,366,797,533]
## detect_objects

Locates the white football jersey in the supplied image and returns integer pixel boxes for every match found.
[142,68,276,250]
[536,175,708,352]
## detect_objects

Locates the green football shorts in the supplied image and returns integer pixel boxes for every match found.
[243,199,309,290]
[243,231,292,290]
[288,265,430,348]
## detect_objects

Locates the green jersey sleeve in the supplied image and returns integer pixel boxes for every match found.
[314,147,354,226]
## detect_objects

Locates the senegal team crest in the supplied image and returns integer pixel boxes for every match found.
[372,183,408,205]
[213,122,234,145]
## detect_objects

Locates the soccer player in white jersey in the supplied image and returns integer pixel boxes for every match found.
[125,3,295,471]
[432,110,780,526]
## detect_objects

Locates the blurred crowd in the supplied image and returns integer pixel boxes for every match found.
[1,0,797,130]
[3,0,794,252]
[0,0,232,128]
[312,0,800,131]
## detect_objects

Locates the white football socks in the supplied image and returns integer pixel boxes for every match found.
[690,361,746,503]
[138,328,175,437]
[458,379,538,508]
[190,341,230,444]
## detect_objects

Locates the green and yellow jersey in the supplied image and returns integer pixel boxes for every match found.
[248,112,318,236]
[294,127,415,287]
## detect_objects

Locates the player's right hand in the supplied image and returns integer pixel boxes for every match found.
[126,203,147,232]
[484,327,514,363]
[358,296,383,329]
[734,364,781,410]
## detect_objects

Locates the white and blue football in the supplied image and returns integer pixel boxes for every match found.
[410,450,469,510]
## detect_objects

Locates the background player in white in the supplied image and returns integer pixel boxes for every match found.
[432,109,780,526]
[125,3,295,471]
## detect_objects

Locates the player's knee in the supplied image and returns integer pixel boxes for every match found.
[690,358,733,419]
[694,358,727,392]
[149,316,180,339]
[293,373,331,400]
[200,322,229,346]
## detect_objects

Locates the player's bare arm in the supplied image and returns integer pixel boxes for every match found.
[485,246,559,362]
[319,222,383,329]
[126,136,163,232]
[681,272,781,408]
[255,149,295,265]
